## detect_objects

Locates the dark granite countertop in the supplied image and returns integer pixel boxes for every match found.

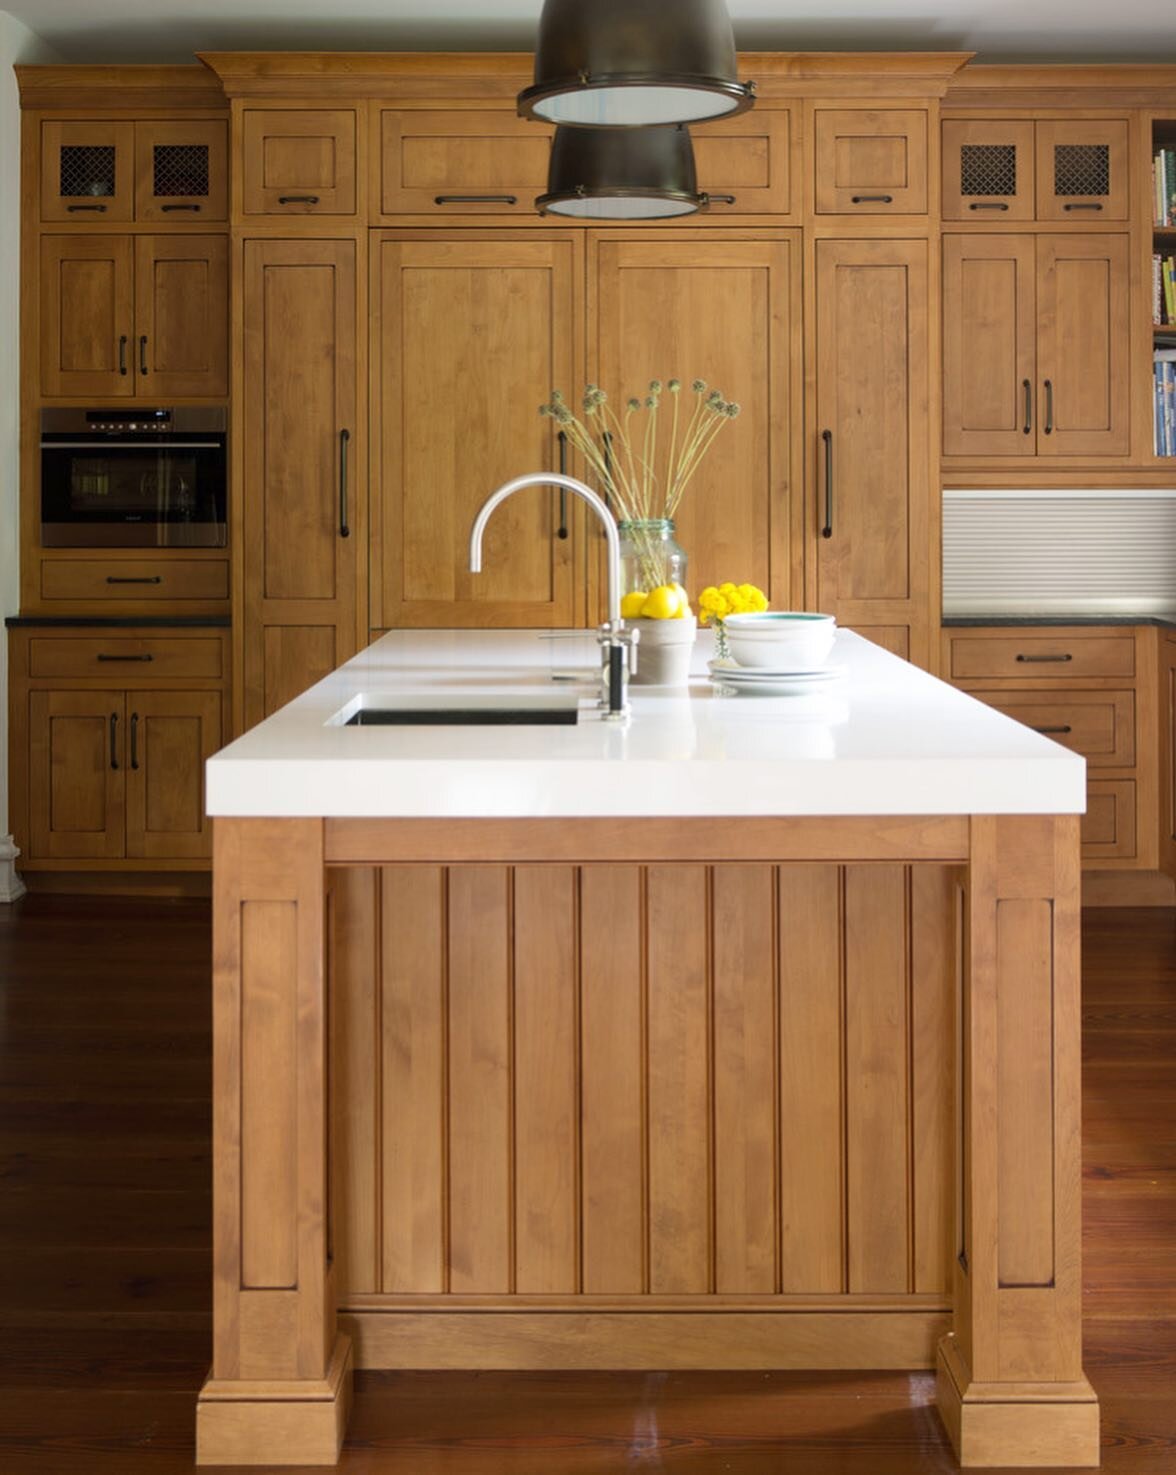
[6,615,231,628]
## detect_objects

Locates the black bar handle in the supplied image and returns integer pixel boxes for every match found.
[339,429,351,539]
[67,203,107,213]
[106,575,162,585]
[160,203,201,212]
[109,712,119,771]
[601,432,613,535]
[1016,652,1072,664]
[708,194,737,205]
[1022,379,1032,435]
[852,194,894,204]
[434,194,518,205]
[278,194,320,205]
[118,335,128,376]
[130,712,140,771]
[969,201,1010,211]
[556,430,569,540]
[821,429,833,538]
[1033,724,1073,735]
[139,335,148,376]
[97,653,154,663]
[1043,379,1054,435]
[1063,202,1103,212]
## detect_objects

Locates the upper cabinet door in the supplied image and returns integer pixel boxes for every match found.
[691,110,793,215]
[813,109,928,214]
[591,234,801,609]
[814,239,931,664]
[381,110,552,216]
[40,121,134,223]
[40,234,134,396]
[942,234,1036,456]
[372,233,579,629]
[134,119,227,222]
[241,109,357,216]
[941,119,1035,222]
[1036,233,1131,457]
[134,235,228,397]
[1036,120,1129,223]
[241,239,359,725]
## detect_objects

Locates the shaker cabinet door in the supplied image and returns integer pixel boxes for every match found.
[134,235,228,397]
[371,233,580,629]
[124,691,222,860]
[40,235,135,397]
[28,690,126,860]
[814,238,931,667]
[240,239,360,726]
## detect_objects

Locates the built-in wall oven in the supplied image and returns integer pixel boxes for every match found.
[40,407,227,547]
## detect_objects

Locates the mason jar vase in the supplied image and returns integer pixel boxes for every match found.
[617,519,687,599]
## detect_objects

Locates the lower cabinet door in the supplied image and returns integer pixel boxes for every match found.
[124,691,222,860]
[29,690,126,860]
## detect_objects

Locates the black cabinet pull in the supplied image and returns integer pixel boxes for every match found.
[1063,201,1103,212]
[1043,379,1054,435]
[707,194,737,205]
[852,194,893,204]
[130,712,140,771]
[97,652,154,663]
[821,429,833,539]
[105,575,162,585]
[556,431,569,540]
[67,203,107,213]
[1033,724,1073,735]
[1016,652,1072,663]
[1022,379,1032,435]
[434,194,518,205]
[969,201,1010,211]
[109,712,119,771]
[160,203,201,212]
[118,335,128,376]
[339,428,351,538]
[278,194,320,205]
[139,335,148,376]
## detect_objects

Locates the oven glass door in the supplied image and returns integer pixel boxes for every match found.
[41,439,227,547]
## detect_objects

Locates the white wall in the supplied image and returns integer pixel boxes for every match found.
[0,14,61,872]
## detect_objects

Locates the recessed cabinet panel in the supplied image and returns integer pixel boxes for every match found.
[381,111,552,214]
[124,691,221,859]
[814,109,927,214]
[40,235,135,397]
[942,119,1035,222]
[28,690,125,860]
[242,109,357,215]
[134,235,228,397]
[41,121,134,223]
[134,119,227,221]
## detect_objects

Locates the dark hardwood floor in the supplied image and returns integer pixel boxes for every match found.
[0,896,1173,1473]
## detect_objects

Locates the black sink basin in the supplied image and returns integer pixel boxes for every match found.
[346,707,579,726]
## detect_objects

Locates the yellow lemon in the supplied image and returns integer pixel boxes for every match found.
[670,583,691,619]
[640,584,681,620]
[621,590,648,620]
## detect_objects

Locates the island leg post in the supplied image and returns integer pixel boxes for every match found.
[938,813,1099,1466]
[197,818,352,1466]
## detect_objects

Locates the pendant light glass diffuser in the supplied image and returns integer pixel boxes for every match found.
[518,0,754,128]
[538,125,707,219]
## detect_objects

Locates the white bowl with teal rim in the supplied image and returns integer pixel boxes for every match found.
[723,611,836,669]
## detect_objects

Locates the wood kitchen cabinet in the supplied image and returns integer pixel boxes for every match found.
[812,109,928,215]
[813,237,932,666]
[941,117,1128,222]
[371,232,580,629]
[40,118,226,222]
[942,232,1130,459]
[240,108,358,216]
[40,232,228,397]
[239,238,361,725]
[9,626,230,872]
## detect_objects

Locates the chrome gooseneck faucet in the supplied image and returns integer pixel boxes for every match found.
[469,472,639,719]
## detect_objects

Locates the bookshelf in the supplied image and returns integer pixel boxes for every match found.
[1151,121,1176,456]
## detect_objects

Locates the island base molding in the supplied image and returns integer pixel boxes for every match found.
[937,1334,1100,1468]
[195,1334,353,1467]
[341,1305,949,1370]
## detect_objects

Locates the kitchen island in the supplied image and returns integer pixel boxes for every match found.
[197,629,1098,1468]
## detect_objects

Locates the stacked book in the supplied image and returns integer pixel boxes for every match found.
[1154,253,1176,327]
[1155,349,1176,456]
[1155,147,1176,226]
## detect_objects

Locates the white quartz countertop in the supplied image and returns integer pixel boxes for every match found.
[206,628,1086,819]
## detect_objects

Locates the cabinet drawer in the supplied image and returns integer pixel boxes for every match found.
[1083,780,1136,860]
[28,635,224,681]
[242,109,357,215]
[813,109,927,214]
[971,689,1134,767]
[949,633,1134,681]
[41,560,229,603]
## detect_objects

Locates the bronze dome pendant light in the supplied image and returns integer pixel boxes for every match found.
[518,0,755,128]
[538,124,709,219]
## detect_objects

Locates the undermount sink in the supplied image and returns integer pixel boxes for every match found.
[345,707,579,727]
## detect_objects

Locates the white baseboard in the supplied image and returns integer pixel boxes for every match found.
[0,835,27,903]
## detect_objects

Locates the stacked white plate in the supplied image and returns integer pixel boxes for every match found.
[707,655,847,694]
